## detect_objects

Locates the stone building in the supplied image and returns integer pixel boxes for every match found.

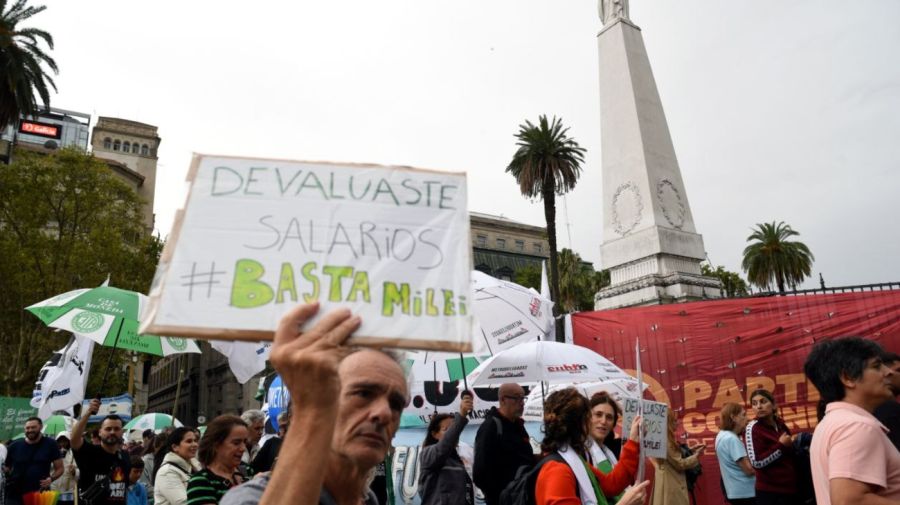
[91,117,161,231]
[470,212,550,281]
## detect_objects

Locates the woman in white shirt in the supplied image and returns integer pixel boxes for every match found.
[154,427,200,505]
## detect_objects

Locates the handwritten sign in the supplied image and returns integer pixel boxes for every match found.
[141,155,474,351]
[622,398,668,458]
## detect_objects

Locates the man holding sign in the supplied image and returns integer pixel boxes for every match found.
[221,303,409,505]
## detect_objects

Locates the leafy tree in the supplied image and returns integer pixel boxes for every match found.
[0,0,58,127]
[0,147,162,397]
[741,221,814,293]
[701,263,749,298]
[506,115,585,327]
[513,264,541,292]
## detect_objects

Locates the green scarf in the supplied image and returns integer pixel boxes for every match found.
[582,459,609,505]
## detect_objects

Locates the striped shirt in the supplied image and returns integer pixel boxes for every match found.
[186,469,241,505]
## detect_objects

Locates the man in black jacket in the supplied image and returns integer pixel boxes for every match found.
[473,383,534,505]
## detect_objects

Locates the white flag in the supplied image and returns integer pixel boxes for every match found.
[211,340,271,384]
[540,260,551,300]
[31,334,95,419]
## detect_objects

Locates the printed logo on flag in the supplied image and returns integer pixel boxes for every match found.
[166,337,188,351]
[529,297,542,317]
[72,312,104,333]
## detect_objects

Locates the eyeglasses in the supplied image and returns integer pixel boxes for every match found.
[502,395,525,402]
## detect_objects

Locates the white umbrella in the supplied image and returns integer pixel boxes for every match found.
[124,413,183,432]
[465,340,632,387]
[522,379,647,422]
[471,271,554,354]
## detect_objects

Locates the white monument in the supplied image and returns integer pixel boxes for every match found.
[595,1,721,310]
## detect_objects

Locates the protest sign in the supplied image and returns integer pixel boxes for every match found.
[141,155,474,351]
[622,397,668,458]
[0,397,37,440]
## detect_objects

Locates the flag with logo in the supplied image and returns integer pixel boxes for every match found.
[31,333,94,419]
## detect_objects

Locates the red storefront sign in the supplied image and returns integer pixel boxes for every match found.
[19,120,62,139]
[573,289,900,504]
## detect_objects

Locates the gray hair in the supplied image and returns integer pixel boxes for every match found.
[241,409,265,425]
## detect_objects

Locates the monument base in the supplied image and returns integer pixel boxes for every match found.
[594,259,723,310]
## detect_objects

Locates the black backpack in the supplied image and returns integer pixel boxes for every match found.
[498,453,570,505]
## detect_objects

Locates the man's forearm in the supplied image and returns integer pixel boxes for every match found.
[258,406,338,505]
[50,461,64,481]
[71,414,91,449]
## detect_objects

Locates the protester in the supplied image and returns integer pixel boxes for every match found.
[874,351,900,452]
[715,403,756,505]
[649,409,704,505]
[142,431,166,505]
[220,304,408,505]
[1,417,64,505]
[72,399,131,505]
[587,392,623,473]
[186,416,247,504]
[91,428,103,446]
[154,427,200,505]
[473,383,535,505]
[744,389,797,505]
[250,411,289,474]
[534,387,649,505]
[804,337,900,504]
[238,410,265,479]
[52,433,78,505]
[418,392,475,505]
[455,391,478,487]
[128,457,149,505]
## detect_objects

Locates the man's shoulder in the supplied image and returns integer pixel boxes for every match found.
[219,476,376,505]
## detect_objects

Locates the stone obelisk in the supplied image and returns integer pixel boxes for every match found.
[595,0,721,310]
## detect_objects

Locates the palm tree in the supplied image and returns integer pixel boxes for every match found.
[0,0,58,128]
[557,248,583,313]
[506,115,586,320]
[741,221,814,293]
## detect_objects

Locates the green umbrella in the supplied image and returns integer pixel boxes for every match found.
[26,286,201,357]
[124,413,183,432]
[41,415,76,436]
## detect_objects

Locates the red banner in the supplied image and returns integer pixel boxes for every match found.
[572,289,900,504]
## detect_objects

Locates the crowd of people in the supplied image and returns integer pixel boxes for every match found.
[1,303,898,505]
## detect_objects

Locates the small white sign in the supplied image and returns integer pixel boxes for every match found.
[622,398,668,458]
[141,155,474,351]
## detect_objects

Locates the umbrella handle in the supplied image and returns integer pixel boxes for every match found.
[97,318,125,395]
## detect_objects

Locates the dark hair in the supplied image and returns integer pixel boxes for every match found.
[719,403,744,432]
[24,416,42,426]
[541,388,590,456]
[130,456,144,469]
[101,415,123,427]
[91,428,101,439]
[151,427,193,484]
[460,390,474,400]
[423,413,454,447]
[142,429,155,439]
[198,415,246,467]
[749,388,775,407]
[882,352,900,365]
[589,392,621,425]
[804,337,886,409]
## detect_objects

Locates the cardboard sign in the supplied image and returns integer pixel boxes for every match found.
[622,398,668,458]
[141,155,474,351]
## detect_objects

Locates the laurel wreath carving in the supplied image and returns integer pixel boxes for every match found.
[611,182,643,235]
[656,179,685,229]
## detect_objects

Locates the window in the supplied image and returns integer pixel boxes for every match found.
[533,243,543,254]
[103,138,112,149]
[476,235,487,247]
[113,140,121,151]
[141,144,149,156]
[133,143,140,154]
[515,240,525,252]
[496,238,506,249]
[123,141,130,153]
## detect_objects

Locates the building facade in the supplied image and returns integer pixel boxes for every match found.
[0,108,91,161]
[470,212,550,281]
[91,117,161,231]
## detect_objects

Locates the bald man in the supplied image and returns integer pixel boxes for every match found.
[473,383,535,505]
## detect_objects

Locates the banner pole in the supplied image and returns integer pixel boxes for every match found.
[636,337,645,483]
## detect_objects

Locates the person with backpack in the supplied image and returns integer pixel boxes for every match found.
[418,393,475,505]
[474,383,536,505]
[530,388,650,505]
[649,409,704,505]
[154,428,200,505]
